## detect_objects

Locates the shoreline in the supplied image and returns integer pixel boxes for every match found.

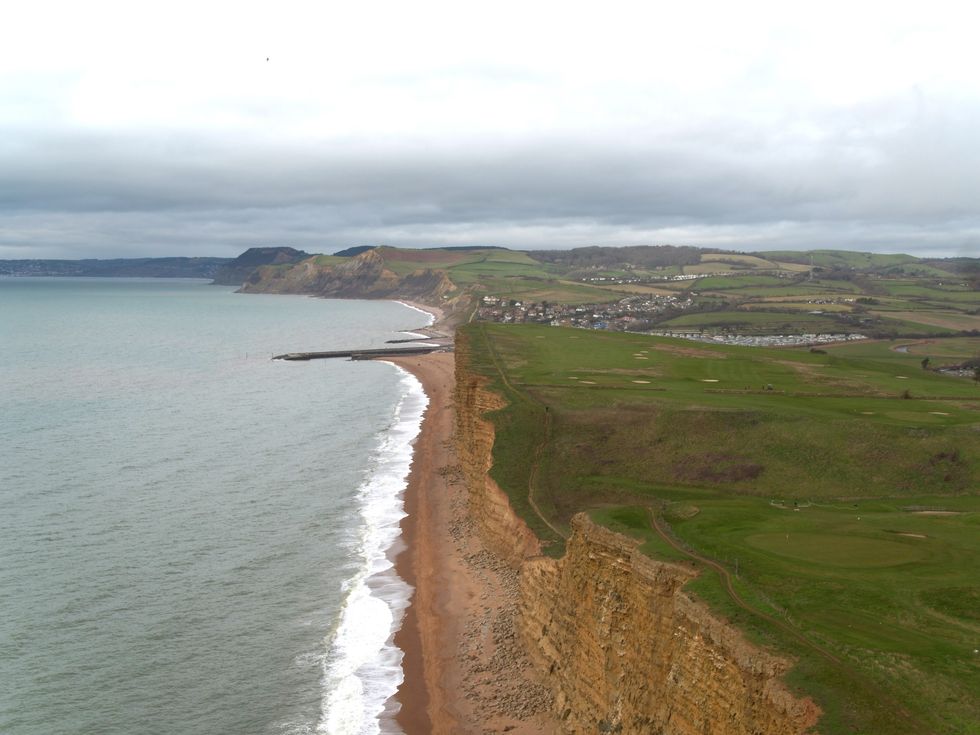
[382,351,554,735]
[382,299,552,734]
[393,300,455,345]
[383,353,459,734]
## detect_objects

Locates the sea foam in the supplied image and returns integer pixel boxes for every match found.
[319,366,427,735]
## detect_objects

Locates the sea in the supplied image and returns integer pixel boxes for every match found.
[0,277,430,735]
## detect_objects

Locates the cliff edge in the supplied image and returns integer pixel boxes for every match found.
[453,337,821,735]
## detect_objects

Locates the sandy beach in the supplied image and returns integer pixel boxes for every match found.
[384,352,552,735]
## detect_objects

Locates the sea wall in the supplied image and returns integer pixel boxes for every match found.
[453,336,820,735]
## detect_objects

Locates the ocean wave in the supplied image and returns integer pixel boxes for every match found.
[319,367,427,735]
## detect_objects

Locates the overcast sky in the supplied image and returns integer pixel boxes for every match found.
[2,0,979,259]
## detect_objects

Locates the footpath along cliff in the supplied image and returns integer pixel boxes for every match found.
[453,334,822,735]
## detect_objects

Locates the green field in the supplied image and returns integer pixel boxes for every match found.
[758,250,921,270]
[341,246,979,336]
[659,309,846,333]
[461,323,980,734]
[375,247,627,304]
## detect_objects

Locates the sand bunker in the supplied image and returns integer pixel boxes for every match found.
[632,380,651,384]
[701,379,719,383]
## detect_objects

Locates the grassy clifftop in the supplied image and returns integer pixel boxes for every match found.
[460,322,980,734]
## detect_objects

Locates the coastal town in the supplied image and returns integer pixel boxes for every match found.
[475,293,694,331]
[474,294,869,347]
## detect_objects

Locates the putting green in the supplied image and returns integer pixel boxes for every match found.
[746,532,927,567]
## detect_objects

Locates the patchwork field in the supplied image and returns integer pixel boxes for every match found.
[461,323,980,735]
[340,245,978,338]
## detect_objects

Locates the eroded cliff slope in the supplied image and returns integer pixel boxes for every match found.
[453,339,821,735]
[520,517,820,734]
[239,249,455,306]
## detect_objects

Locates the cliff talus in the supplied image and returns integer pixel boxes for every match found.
[454,341,820,735]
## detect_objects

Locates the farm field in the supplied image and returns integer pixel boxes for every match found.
[658,309,846,333]
[461,322,980,735]
[352,245,978,340]
[876,311,980,332]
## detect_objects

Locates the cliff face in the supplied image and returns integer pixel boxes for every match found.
[520,517,820,734]
[453,338,821,735]
[454,334,541,566]
[239,249,455,306]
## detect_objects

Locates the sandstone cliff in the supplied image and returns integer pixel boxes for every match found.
[519,517,820,734]
[238,249,456,307]
[454,346,542,567]
[453,337,821,735]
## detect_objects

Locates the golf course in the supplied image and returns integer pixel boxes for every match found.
[460,322,980,734]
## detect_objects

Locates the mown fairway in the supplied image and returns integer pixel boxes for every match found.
[462,323,980,735]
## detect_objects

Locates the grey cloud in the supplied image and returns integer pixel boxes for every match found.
[2,100,980,258]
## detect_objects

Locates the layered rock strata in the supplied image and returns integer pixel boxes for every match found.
[519,517,820,734]
[454,356,541,567]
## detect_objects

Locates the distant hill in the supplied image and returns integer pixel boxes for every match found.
[332,245,377,257]
[531,245,703,269]
[0,257,230,279]
[210,247,312,286]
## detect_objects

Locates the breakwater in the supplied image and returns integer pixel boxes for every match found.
[272,345,445,361]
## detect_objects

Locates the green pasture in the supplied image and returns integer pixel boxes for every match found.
[740,301,853,313]
[758,250,919,270]
[826,337,980,372]
[702,279,866,299]
[876,311,980,333]
[870,296,956,312]
[444,252,550,284]
[872,315,965,336]
[701,253,783,269]
[659,309,845,333]
[877,280,979,303]
[689,274,789,290]
[469,275,618,304]
[374,246,478,275]
[312,254,347,266]
[462,322,980,734]
[589,282,679,297]
[884,263,965,278]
